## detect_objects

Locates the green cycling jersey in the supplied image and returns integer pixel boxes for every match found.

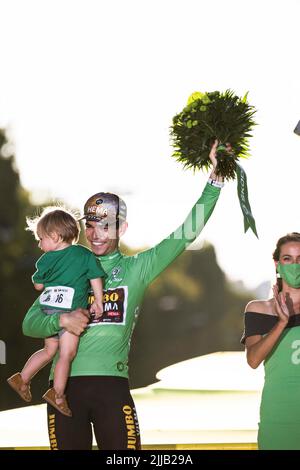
[22,183,221,379]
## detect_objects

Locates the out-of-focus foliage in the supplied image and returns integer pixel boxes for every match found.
[0,129,84,412]
[0,128,49,411]
[129,243,253,388]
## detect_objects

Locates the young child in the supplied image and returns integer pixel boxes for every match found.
[7,207,106,417]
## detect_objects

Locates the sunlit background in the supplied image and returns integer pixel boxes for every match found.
[0,0,299,290]
[1,0,299,448]
[0,352,263,449]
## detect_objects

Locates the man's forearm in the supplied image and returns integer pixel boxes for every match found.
[178,182,221,242]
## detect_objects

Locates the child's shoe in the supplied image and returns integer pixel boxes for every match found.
[7,372,32,402]
[43,387,72,417]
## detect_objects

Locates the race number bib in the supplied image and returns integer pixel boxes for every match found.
[39,286,75,309]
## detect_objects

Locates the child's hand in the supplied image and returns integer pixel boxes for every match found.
[89,301,103,319]
[34,282,44,291]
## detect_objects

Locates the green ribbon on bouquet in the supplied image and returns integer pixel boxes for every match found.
[235,162,258,238]
[215,143,258,238]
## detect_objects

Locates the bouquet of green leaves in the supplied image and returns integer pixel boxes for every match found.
[170,89,258,237]
[170,90,257,180]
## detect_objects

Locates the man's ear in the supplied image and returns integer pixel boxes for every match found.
[118,221,128,237]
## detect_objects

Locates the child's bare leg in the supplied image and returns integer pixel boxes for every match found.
[53,332,79,403]
[21,337,59,386]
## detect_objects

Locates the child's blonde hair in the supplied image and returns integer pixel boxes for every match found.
[26,206,80,244]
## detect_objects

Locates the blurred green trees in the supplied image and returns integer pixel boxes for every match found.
[128,244,252,388]
[0,127,253,411]
[0,128,48,411]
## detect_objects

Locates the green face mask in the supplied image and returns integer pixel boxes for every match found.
[277,263,300,288]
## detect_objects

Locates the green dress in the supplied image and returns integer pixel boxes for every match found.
[242,312,300,450]
[259,324,300,449]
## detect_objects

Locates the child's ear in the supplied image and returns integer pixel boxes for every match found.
[50,232,60,243]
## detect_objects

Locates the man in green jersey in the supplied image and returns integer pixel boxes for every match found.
[22,141,224,450]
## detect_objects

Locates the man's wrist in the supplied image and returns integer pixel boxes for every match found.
[208,177,225,188]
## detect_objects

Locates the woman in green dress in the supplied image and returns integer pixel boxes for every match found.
[242,232,300,450]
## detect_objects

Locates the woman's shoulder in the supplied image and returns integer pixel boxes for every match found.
[245,298,274,315]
